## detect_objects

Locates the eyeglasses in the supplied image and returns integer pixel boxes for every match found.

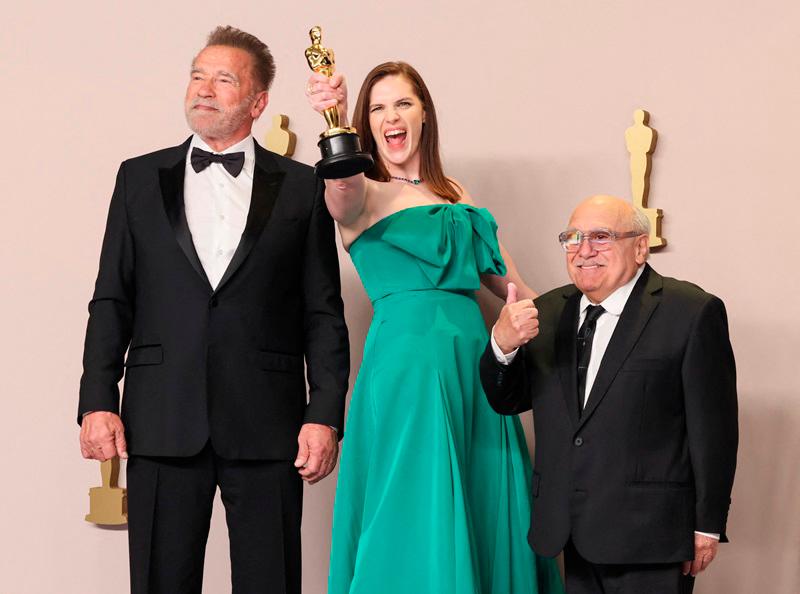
[558,228,643,252]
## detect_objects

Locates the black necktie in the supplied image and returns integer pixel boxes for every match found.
[190,147,245,177]
[576,305,605,416]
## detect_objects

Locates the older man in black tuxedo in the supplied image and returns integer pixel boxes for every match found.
[77,26,349,594]
[481,195,737,593]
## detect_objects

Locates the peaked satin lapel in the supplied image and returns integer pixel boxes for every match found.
[159,141,212,290]
[214,143,285,293]
[577,265,663,430]
[555,289,582,430]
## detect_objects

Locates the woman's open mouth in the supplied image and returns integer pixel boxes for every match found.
[384,129,407,147]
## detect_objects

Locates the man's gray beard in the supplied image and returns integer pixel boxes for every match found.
[186,94,255,140]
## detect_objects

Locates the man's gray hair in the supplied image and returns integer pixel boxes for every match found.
[630,207,651,236]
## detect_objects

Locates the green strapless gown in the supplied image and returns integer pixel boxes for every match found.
[328,203,563,594]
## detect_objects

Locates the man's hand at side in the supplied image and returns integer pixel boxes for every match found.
[80,411,127,461]
[682,533,719,577]
[294,423,339,484]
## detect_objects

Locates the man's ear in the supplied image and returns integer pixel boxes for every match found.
[252,91,269,119]
[634,234,650,264]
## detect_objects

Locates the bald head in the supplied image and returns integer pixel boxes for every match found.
[564,195,650,303]
[569,195,649,236]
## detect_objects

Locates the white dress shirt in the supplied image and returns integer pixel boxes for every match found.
[490,265,719,540]
[184,135,255,289]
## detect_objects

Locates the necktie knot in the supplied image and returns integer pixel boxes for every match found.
[190,147,245,177]
[578,305,605,342]
[584,304,605,326]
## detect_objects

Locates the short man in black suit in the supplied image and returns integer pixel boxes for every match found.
[481,195,737,593]
[77,26,349,594]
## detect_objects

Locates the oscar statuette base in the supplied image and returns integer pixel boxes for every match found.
[315,132,374,179]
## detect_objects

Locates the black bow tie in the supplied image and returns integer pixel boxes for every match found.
[190,147,246,177]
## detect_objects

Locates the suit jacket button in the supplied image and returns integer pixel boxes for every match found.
[574,436,584,447]
[209,297,218,309]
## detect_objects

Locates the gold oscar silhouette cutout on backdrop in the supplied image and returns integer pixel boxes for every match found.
[304,25,373,178]
[265,114,297,157]
[85,457,127,526]
[625,109,666,248]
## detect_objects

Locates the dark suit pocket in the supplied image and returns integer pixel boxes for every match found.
[627,480,693,490]
[125,345,163,367]
[532,471,541,497]
[624,484,695,539]
[254,351,304,374]
[620,358,667,372]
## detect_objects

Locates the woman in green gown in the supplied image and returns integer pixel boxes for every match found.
[306,62,563,594]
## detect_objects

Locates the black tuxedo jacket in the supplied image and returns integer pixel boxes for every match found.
[480,265,737,564]
[78,138,349,460]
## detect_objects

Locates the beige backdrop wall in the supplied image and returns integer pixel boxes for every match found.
[1,1,798,592]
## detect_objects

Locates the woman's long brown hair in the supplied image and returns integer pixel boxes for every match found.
[351,61,461,203]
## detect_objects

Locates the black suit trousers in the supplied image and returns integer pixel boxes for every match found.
[564,540,695,594]
[127,442,302,594]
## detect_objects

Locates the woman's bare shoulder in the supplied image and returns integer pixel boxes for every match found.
[449,177,476,205]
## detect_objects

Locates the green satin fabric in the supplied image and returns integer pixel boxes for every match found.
[329,204,563,594]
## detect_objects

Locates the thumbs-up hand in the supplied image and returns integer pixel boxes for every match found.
[494,282,539,354]
[506,281,519,305]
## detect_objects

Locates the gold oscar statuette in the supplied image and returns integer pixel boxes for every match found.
[625,109,666,248]
[305,25,373,178]
[85,457,127,526]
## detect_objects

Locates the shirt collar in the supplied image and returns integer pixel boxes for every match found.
[188,134,256,175]
[580,264,645,317]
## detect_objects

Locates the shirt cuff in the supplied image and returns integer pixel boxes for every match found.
[490,326,519,365]
[695,531,720,540]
